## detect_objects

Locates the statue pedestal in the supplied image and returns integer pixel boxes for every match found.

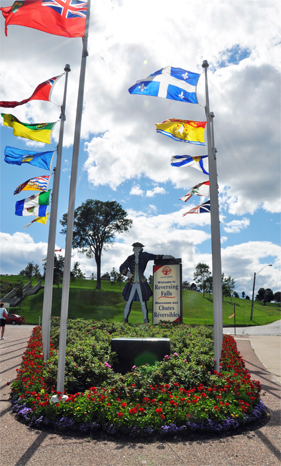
[111,337,170,374]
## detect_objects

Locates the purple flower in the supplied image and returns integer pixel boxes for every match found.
[132,365,136,370]
[173,352,178,357]
[104,362,111,368]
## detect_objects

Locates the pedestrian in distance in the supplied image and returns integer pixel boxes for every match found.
[0,302,8,340]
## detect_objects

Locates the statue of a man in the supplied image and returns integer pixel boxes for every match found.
[120,242,173,323]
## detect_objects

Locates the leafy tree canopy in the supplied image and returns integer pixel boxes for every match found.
[193,263,210,297]
[19,262,41,284]
[60,200,133,289]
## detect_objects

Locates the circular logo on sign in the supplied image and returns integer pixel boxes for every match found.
[162,266,172,276]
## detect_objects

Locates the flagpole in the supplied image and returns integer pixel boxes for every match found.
[202,60,223,373]
[42,64,71,362]
[55,2,91,395]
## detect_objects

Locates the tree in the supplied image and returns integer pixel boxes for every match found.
[14,280,25,309]
[263,288,274,306]
[273,291,281,303]
[245,295,250,300]
[110,267,125,283]
[241,291,245,299]
[182,281,191,290]
[193,263,210,297]
[60,200,133,290]
[233,291,239,299]
[255,287,265,301]
[203,276,213,298]
[71,262,85,279]
[222,274,235,302]
[19,261,41,285]
[190,282,197,291]
[53,254,64,288]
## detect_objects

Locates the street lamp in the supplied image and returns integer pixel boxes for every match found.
[250,264,272,321]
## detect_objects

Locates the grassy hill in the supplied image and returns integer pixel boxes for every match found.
[3,275,280,327]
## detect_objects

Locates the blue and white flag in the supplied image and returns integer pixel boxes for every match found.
[171,155,209,175]
[15,190,51,217]
[183,200,210,216]
[128,67,200,104]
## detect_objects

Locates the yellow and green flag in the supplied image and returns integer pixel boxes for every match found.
[156,118,206,145]
[1,113,56,144]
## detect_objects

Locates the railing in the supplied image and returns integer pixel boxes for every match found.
[25,281,42,296]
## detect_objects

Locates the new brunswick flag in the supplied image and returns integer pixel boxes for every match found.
[0,0,88,38]
[1,114,56,144]
[156,119,206,145]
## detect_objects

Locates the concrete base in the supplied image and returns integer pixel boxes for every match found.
[50,394,68,404]
[111,337,170,374]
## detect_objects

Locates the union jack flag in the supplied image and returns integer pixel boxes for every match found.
[42,0,87,19]
[183,200,210,216]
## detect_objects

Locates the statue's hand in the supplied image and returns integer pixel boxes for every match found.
[163,255,175,259]
[126,271,133,279]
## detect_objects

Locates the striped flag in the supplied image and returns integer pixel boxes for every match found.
[14,176,51,195]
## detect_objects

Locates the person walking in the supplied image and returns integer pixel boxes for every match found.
[0,302,8,340]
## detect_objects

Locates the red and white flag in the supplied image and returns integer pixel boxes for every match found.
[180,181,210,203]
[0,75,62,109]
[1,0,88,38]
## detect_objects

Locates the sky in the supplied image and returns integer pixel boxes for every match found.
[0,0,280,298]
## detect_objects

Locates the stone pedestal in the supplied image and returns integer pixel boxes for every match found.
[111,337,170,374]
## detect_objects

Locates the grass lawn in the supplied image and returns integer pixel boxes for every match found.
[4,276,280,327]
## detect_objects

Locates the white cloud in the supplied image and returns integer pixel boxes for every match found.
[146,187,166,197]
[130,184,144,196]
[223,217,250,233]
[1,1,279,214]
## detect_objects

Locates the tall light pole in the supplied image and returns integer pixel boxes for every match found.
[250,264,272,321]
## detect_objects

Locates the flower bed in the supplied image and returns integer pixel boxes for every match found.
[10,319,266,437]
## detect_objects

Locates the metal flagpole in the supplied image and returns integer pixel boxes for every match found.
[42,64,71,362]
[202,60,223,372]
[55,1,91,395]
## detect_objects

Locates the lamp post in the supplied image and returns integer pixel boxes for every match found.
[250,264,272,321]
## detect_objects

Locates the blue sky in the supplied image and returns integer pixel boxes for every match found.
[0,0,280,297]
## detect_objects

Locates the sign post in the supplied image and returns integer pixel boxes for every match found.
[153,258,182,324]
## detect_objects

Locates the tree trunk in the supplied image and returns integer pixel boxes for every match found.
[95,252,101,290]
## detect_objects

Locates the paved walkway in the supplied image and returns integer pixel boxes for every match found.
[224,320,281,385]
[0,324,280,466]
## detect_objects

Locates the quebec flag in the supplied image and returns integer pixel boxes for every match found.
[128,67,200,104]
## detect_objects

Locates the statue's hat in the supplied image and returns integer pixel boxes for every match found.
[132,242,144,247]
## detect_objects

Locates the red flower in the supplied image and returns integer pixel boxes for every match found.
[6,382,10,386]
[117,412,124,418]
[121,402,127,408]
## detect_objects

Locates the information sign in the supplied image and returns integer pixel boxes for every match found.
[153,259,182,324]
